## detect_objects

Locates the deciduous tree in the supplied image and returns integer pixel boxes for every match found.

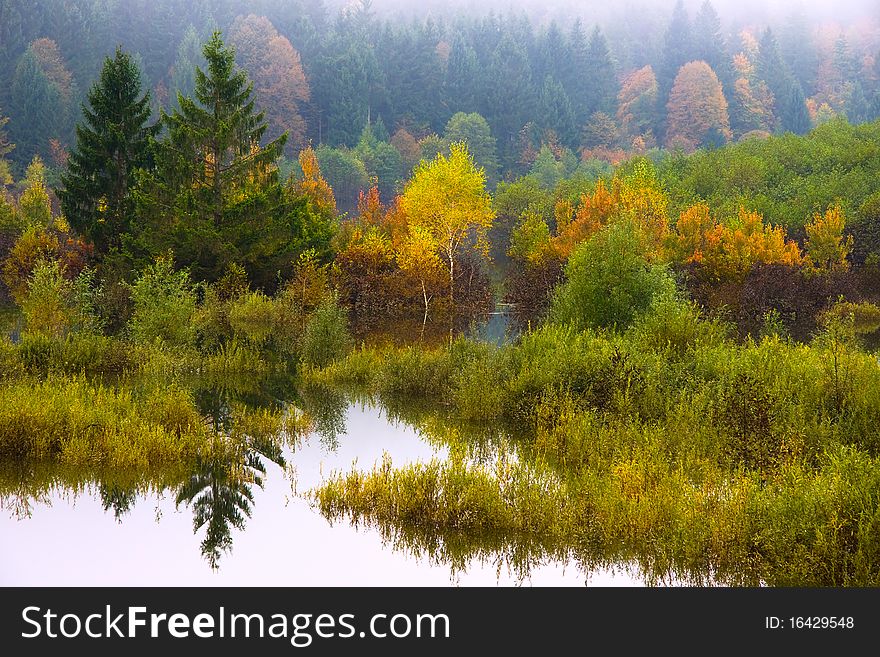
[229,14,310,152]
[666,61,731,151]
[400,142,494,306]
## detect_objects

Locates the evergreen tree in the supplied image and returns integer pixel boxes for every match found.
[138,32,290,286]
[584,27,618,119]
[483,35,534,169]
[444,33,479,113]
[779,6,818,95]
[845,81,869,124]
[782,82,812,135]
[693,1,733,92]
[565,20,591,127]
[538,76,577,148]
[757,28,806,134]
[60,48,156,254]
[170,26,205,112]
[0,107,13,161]
[8,49,63,166]
[658,0,693,101]
[312,44,382,146]
[657,0,694,138]
[534,22,568,86]
[868,91,880,122]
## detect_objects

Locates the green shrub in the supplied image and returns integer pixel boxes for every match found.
[550,220,675,331]
[228,291,280,347]
[128,255,197,347]
[301,294,351,368]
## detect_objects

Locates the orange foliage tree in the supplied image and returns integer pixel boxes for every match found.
[293,146,336,216]
[666,204,801,280]
[30,38,74,102]
[666,61,732,151]
[617,65,658,142]
[229,14,310,151]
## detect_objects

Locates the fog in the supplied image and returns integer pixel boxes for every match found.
[328,0,880,28]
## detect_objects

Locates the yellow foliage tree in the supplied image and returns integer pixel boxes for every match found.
[294,146,336,216]
[805,205,853,272]
[397,224,445,327]
[400,142,494,305]
[666,61,732,151]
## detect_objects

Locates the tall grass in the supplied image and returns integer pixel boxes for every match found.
[308,298,880,585]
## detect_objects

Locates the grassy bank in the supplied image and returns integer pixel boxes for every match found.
[308,302,880,585]
[0,375,302,469]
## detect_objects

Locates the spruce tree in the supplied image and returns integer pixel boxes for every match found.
[757,28,808,134]
[538,76,577,148]
[170,26,205,112]
[782,83,812,135]
[60,48,155,254]
[566,20,592,127]
[658,0,693,101]
[693,1,733,92]
[657,1,694,139]
[139,32,290,285]
[9,49,63,166]
[584,27,618,119]
[445,34,479,112]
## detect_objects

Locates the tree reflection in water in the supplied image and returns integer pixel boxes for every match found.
[176,430,287,569]
[99,483,137,522]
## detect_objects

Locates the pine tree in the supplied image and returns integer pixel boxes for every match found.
[139,32,290,285]
[60,48,156,254]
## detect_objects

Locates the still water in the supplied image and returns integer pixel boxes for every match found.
[0,402,646,587]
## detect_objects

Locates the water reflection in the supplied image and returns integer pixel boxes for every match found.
[176,457,259,570]
[99,482,137,522]
[0,378,647,585]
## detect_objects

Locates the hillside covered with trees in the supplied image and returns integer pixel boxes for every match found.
[1,0,880,213]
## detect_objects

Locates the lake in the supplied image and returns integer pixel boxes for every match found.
[0,400,652,586]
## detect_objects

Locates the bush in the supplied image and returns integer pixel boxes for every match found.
[228,291,279,347]
[550,220,675,331]
[301,294,351,368]
[128,255,197,347]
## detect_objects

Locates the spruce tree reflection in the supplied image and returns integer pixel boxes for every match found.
[176,435,286,569]
[99,483,137,521]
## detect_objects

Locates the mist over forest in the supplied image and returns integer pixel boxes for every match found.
[2,0,879,201]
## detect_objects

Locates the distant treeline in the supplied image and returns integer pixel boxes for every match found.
[1,0,879,185]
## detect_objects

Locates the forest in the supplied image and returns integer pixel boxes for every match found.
[2,0,880,587]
